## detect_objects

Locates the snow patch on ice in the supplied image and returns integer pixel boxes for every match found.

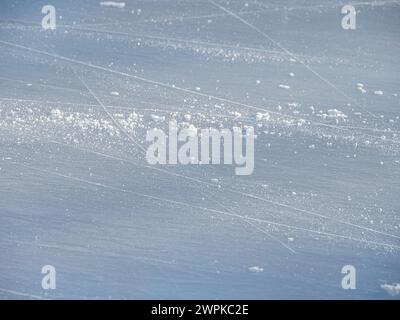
[327,109,347,119]
[232,111,242,118]
[356,83,366,93]
[248,266,264,273]
[321,109,347,123]
[99,1,125,9]
[381,283,400,296]
[256,112,270,122]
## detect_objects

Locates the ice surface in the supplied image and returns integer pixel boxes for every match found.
[0,0,399,299]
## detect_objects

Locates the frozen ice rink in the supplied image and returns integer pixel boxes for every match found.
[0,0,399,299]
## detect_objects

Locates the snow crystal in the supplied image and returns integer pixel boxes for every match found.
[278,84,290,90]
[99,1,125,9]
[297,118,306,126]
[356,83,366,93]
[248,266,264,273]
[327,109,346,119]
[321,109,347,123]
[381,283,400,296]
[374,90,383,95]
[50,108,64,120]
[256,112,270,122]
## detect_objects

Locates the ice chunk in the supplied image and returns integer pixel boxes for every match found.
[381,283,400,296]
[248,266,264,273]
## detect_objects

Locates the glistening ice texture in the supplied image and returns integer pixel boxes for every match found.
[0,0,399,299]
